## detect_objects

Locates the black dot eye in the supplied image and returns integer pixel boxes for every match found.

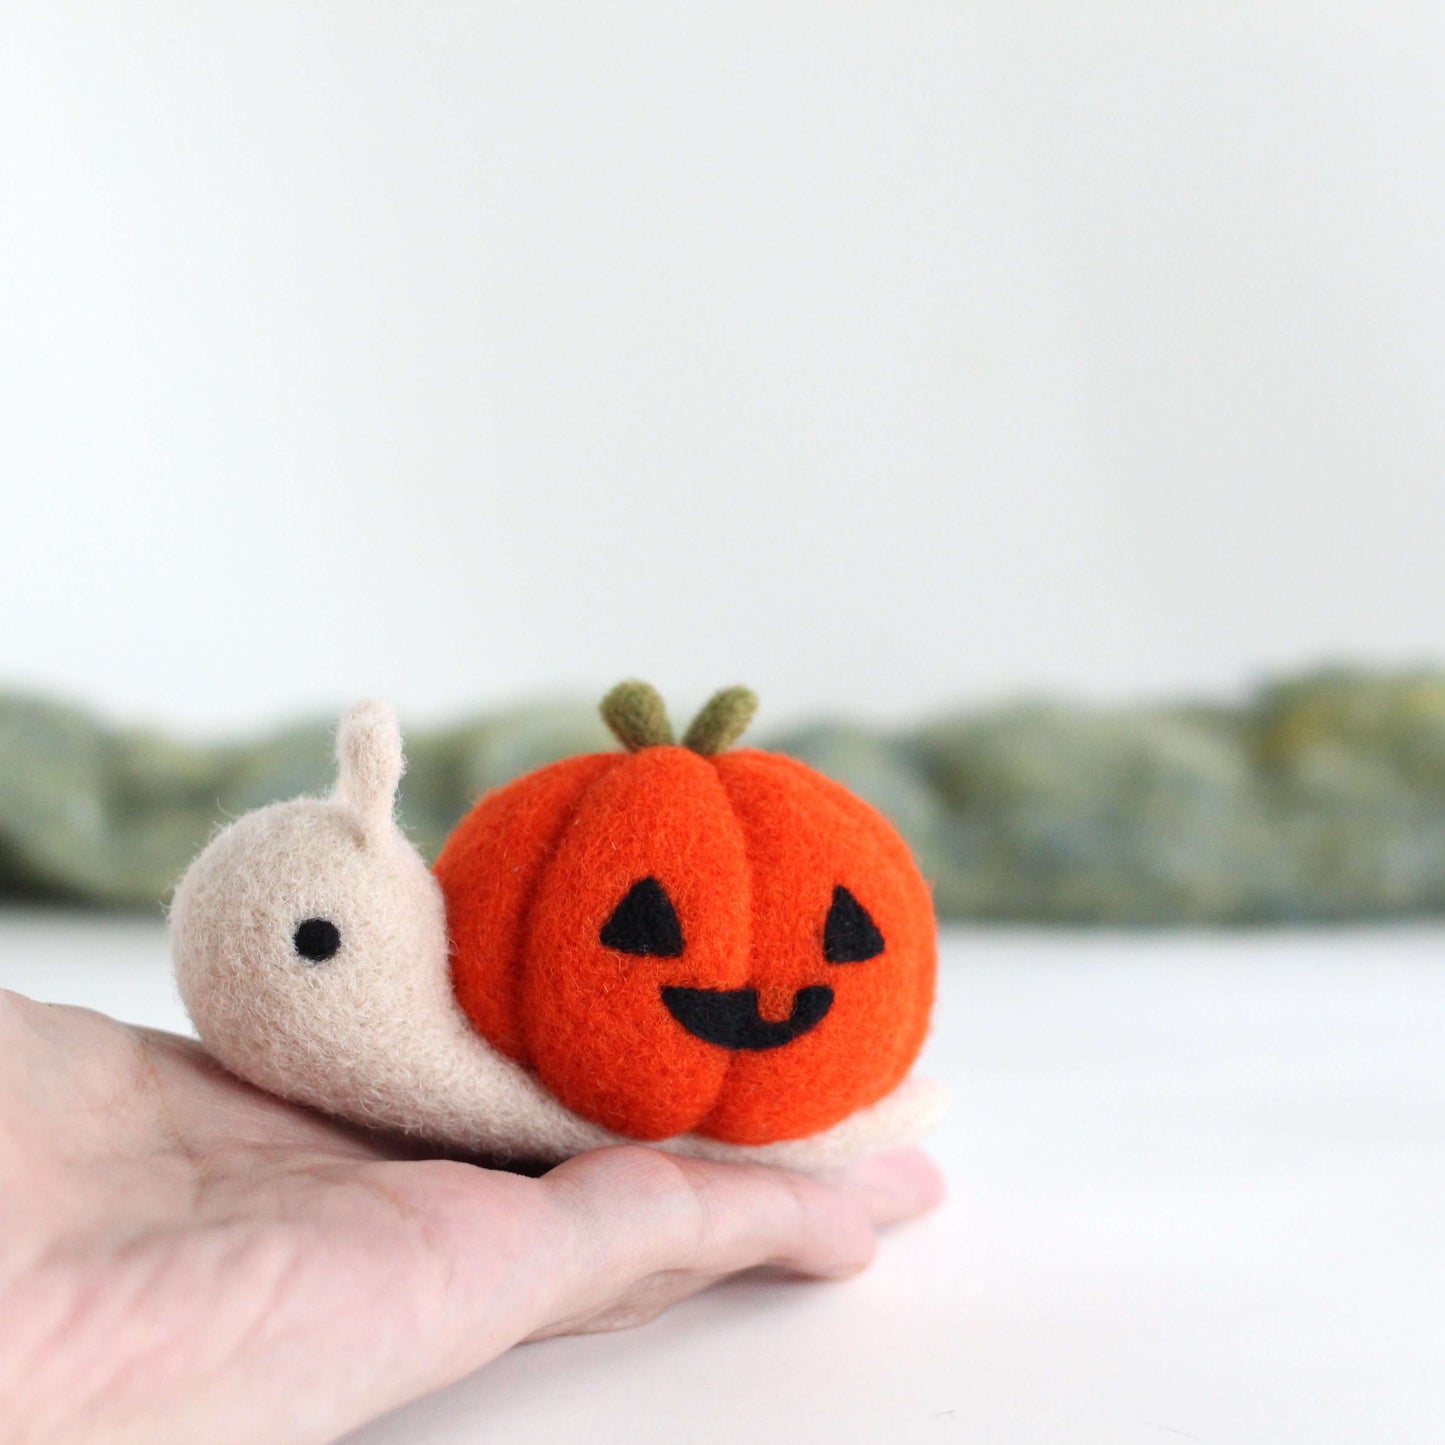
[823,886,885,963]
[600,877,685,957]
[293,917,341,963]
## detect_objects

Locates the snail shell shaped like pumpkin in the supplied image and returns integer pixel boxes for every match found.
[171,688,945,1170]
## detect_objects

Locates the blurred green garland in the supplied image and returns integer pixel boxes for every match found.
[6,668,1445,925]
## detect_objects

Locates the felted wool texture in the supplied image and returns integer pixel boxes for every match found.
[436,752,621,1062]
[704,750,937,1144]
[522,747,754,1139]
[335,700,406,833]
[681,685,759,756]
[672,1074,948,1169]
[172,703,614,1164]
[172,701,944,1170]
[438,740,937,1146]
[599,679,675,750]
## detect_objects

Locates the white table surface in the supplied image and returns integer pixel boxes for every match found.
[1,912,1441,1444]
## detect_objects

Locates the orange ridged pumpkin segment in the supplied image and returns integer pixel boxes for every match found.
[434,684,937,1144]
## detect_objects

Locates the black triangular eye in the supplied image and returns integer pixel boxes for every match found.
[823,885,885,963]
[600,876,685,957]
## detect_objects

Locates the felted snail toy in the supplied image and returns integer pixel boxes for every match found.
[171,682,944,1170]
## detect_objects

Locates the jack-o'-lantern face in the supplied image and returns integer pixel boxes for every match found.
[435,684,936,1145]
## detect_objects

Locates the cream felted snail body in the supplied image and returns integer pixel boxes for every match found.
[171,696,945,1169]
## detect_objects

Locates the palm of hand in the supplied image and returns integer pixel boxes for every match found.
[0,991,940,1444]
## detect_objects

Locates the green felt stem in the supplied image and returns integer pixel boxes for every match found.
[600,680,675,752]
[682,686,759,757]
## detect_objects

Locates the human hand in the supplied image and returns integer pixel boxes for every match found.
[0,990,942,1444]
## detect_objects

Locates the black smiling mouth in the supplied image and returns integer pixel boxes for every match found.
[661,985,834,1051]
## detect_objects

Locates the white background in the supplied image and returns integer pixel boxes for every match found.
[3,2,1443,734]
[5,914,1441,1443]
[5,17,1444,1434]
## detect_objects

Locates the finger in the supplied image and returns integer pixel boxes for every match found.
[529,1267,731,1339]
[522,1145,943,1342]
[542,1145,880,1291]
[812,1146,945,1228]
[280,1145,935,1423]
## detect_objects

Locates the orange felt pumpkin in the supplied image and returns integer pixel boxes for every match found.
[434,682,937,1146]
